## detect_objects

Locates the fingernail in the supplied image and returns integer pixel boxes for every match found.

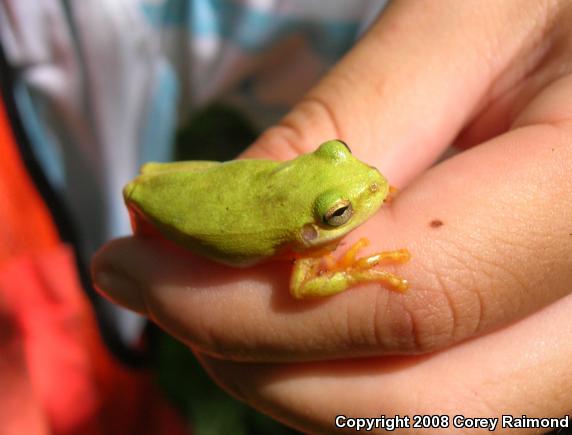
[93,269,147,314]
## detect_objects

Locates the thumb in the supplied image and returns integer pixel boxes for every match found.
[243,1,555,185]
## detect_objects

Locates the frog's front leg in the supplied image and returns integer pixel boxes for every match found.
[290,238,410,299]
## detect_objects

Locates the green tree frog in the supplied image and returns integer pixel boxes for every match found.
[123,140,410,299]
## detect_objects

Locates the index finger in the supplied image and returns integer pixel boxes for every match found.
[92,113,572,362]
[242,1,557,186]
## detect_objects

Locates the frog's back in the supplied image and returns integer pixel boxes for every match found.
[125,159,292,265]
[124,140,388,266]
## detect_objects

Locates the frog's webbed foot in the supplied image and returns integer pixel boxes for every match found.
[290,238,410,299]
[384,185,400,204]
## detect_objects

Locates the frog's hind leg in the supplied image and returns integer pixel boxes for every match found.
[290,238,410,299]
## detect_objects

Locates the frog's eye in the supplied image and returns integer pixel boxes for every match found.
[323,199,353,227]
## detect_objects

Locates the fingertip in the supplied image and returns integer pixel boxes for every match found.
[91,239,149,315]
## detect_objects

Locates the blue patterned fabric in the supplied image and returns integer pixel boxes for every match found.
[0,0,387,252]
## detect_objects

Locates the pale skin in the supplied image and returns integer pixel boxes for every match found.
[93,1,572,433]
[123,139,410,299]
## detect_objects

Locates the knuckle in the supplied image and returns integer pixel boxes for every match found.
[367,241,489,354]
[256,95,344,158]
[194,319,252,360]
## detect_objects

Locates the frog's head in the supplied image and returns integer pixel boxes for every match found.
[293,139,389,251]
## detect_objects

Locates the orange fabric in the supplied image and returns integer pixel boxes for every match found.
[0,246,188,435]
[0,97,60,263]
[0,95,188,434]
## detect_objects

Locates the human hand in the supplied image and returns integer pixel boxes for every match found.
[93,1,572,432]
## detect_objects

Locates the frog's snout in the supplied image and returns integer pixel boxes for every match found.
[123,181,137,201]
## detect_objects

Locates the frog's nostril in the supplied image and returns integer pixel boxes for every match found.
[369,182,380,193]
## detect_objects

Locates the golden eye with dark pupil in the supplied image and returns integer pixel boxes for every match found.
[323,200,353,226]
